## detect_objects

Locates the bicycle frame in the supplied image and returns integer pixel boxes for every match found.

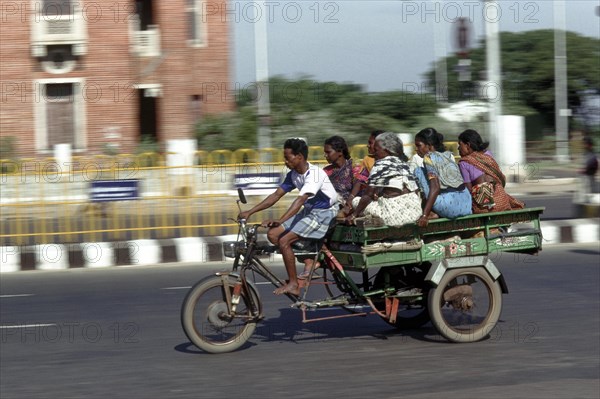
[221,188,429,324]
[225,217,420,324]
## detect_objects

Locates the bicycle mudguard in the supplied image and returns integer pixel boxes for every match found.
[425,256,509,294]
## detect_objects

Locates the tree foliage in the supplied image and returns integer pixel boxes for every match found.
[425,30,600,128]
[196,76,438,151]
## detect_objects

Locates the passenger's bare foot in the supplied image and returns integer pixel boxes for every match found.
[427,212,439,220]
[299,261,321,280]
[273,282,300,296]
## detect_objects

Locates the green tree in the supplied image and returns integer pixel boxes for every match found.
[425,30,600,129]
[331,90,438,129]
[195,108,257,150]
[196,77,441,151]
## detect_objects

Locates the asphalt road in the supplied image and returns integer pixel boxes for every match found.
[1,243,599,399]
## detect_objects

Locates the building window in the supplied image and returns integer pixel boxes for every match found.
[135,0,154,31]
[34,79,86,152]
[46,83,75,148]
[42,0,73,16]
[191,95,203,123]
[187,0,207,47]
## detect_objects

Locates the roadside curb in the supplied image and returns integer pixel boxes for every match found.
[1,220,598,273]
[0,235,279,273]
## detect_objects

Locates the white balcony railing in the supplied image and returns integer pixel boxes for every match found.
[30,8,87,56]
[130,25,161,57]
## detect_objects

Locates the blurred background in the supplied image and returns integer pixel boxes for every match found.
[0,0,599,245]
[2,4,598,396]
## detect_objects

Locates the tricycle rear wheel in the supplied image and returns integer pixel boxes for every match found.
[428,267,502,343]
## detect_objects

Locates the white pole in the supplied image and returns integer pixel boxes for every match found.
[484,0,504,167]
[254,1,271,161]
[433,1,448,103]
[554,0,570,163]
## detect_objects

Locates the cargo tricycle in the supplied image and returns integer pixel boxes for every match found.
[181,190,544,353]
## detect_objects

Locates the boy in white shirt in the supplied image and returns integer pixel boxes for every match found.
[238,138,338,296]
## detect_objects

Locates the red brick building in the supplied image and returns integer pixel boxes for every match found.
[0,0,235,157]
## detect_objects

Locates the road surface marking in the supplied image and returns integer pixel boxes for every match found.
[162,281,274,290]
[0,323,56,329]
[0,294,34,298]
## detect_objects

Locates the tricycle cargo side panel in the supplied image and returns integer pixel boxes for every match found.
[327,208,544,270]
[330,208,544,245]
[486,233,542,254]
[331,249,423,271]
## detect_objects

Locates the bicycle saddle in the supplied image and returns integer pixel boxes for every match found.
[291,238,321,254]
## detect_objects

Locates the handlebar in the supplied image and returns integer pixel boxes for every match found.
[234,218,278,229]
[230,217,263,242]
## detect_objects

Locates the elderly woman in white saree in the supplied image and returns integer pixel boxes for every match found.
[347,132,422,227]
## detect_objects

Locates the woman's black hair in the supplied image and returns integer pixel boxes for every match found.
[324,135,350,159]
[415,127,446,152]
[458,129,489,152]
[284,138,308,159]
[370,130,385,138]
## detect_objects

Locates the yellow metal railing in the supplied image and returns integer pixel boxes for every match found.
[0,151,291,246]
[0,143,448,246]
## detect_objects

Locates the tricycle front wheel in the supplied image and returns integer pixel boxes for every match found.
[181,275,261,353]
[428,267,502,343]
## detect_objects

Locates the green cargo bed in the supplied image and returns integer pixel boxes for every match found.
[328,207,544,270]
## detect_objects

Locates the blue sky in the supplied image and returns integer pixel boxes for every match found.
[229,0,600,92]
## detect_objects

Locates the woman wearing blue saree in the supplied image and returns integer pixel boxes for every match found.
[413,128,472,227]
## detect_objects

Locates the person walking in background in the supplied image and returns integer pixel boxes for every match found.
[457,129,524,213]
[580,136,598,198]
[413,128,472,227]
